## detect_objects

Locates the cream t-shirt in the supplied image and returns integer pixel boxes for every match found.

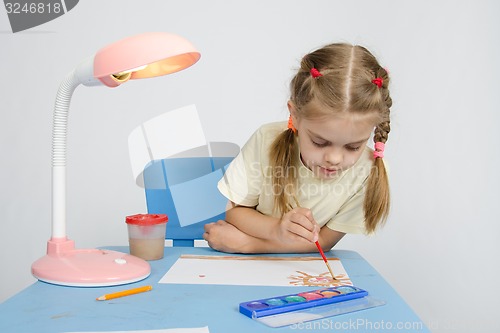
[218,122,375,234]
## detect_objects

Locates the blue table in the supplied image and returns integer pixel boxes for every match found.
[0,247,430,332]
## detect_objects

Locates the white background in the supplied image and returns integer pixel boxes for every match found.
[1,1,499,332]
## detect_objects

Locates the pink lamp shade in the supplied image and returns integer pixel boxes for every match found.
[95,32,201,87]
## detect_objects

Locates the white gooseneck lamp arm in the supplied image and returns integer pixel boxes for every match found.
[52,57,102,240]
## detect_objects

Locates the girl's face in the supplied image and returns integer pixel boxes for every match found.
[290,103,378,179]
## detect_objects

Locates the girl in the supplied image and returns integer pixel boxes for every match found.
[203,43,392,253]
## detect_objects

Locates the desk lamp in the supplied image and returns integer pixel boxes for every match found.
[31,32,201,287]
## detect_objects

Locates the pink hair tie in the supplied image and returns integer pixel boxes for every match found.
[373,142,385,159]
[310,68,323,78]
[372,77,383,88]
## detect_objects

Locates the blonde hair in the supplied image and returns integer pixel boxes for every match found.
[269,43,392,234]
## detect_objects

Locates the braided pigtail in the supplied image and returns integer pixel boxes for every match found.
[363,68,392,233]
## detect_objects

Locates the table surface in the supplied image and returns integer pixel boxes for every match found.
[0,246,430,333]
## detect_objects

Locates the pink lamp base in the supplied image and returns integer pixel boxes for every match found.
[32,238,151,287]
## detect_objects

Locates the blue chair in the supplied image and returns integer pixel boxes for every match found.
[142,142,238,246]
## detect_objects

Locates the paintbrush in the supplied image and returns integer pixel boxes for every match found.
[289,195,336,281]
[314,241,336,280]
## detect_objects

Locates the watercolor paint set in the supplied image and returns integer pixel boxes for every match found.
[239,285,367,318]
[239,285,385,327]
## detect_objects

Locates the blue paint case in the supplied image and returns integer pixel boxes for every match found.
[239,285,368,318]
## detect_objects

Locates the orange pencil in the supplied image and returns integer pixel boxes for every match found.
[96,285,152,301]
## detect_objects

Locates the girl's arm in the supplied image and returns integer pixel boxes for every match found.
[203,205,345,253]
[228,205,319,243]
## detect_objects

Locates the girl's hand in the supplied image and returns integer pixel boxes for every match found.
[203,220,253,253]
[278,207,320,244]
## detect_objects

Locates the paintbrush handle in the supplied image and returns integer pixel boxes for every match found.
[315,241,337,280]
[291,198,335,280]
[315,241,328,262]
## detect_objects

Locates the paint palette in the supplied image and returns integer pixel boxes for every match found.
[239,285,368,318]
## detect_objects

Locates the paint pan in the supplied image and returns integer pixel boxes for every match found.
[239,285,385,328]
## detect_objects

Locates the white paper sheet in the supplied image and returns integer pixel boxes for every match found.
[65,326,209,333]
[159,255,352,287]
